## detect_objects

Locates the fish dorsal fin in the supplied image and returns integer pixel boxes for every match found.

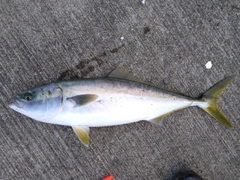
[72,125,90,147]
[109,66,188,95]
[67,94,98,107]
[108,65,143,83]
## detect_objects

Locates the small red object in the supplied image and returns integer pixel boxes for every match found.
[101,174,113,180]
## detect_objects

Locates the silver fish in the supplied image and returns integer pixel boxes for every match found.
[9,66,235,146]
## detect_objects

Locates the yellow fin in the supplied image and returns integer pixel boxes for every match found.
[72,126,90,147]
[108,65,144,83]
[149,105,190,126]
[108,65,188,93]
[201,75,236,128]
[149,114,166,126]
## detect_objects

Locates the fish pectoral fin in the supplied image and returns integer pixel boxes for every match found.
[72,125,90,147]
[67,94,98,107]
[108,64,144,83]
[149,114,167,126]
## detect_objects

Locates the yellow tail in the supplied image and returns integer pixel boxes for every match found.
[200,75,235,128]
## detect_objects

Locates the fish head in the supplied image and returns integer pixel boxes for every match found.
[9,83,63,123]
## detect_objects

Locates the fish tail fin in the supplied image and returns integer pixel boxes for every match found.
[200,75,235,128]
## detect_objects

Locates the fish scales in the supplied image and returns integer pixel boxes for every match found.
[61,78,192,100]
[54,78,196,127]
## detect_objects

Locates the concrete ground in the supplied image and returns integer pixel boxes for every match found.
[0,0,239,179]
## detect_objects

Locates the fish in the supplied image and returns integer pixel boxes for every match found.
[9,66,235,146]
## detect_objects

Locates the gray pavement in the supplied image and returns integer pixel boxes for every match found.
[0,0,240,179]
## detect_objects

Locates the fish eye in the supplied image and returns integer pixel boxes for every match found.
[24,93,33,101]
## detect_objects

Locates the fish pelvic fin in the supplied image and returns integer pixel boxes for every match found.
[200,75,236,128]
[72,125,90,147]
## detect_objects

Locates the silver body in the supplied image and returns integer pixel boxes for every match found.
[44,78,207,127]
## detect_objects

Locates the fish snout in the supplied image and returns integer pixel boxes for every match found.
[9,98,24,109]
[9,98,16,109]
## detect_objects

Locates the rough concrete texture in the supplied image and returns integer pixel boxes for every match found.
[0,0,240,179]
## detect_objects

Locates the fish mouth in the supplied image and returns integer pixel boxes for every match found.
[9,99,24,109]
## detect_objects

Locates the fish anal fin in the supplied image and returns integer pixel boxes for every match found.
[149,114,167,126]
[108,65,144,83]
[72,125,90,147]
[67,94,98,107]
